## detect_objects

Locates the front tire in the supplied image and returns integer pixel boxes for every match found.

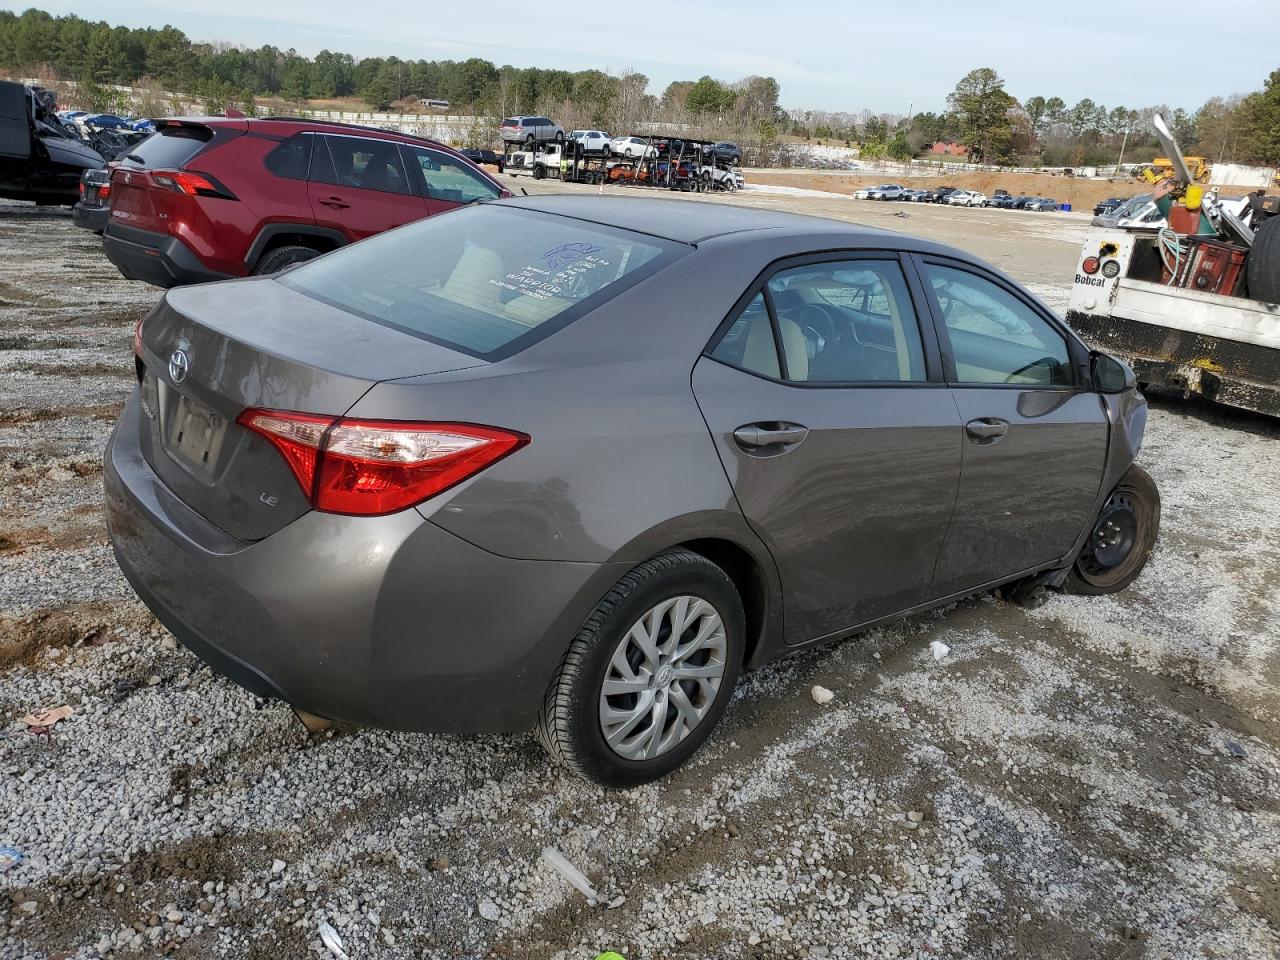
[1066,464,1160,595]
[537,551,745,788]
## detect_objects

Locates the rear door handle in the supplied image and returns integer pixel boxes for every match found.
[733,423,809,450]
[965,418,1009,442]
[318,196,350,209]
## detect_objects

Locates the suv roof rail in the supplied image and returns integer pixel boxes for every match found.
[251,116,449,147]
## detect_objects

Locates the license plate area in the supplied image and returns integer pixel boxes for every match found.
[166,392,228,475]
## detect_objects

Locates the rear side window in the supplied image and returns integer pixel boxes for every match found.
[311,135,411,196]
[768,261,925,383]
[124,126,213,168]
[265,133,312,180]
[710,293,778,378]
[280,205,680,358]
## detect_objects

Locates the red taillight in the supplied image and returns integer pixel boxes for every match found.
[150,170,233,199]
[236,410,529,516]
[99,183,110,200]
[1081,256,1100,275]
[79,182,86,199]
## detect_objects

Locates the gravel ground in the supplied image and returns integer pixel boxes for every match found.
[1,196,1277,960]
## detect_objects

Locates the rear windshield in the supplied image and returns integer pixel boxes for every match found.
[280,205,682,359]
[124,126,213,168]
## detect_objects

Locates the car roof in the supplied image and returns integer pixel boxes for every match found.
[501,195,958,252]
[166,116,457,152]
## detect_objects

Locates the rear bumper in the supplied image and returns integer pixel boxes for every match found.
[102,222,230,288]
[1067,310,1280,418]
[104,390,620,733]
[71,202,110,233]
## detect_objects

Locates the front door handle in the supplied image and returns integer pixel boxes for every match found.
[318,196,351,209]
[733,423,809,450]
[965,418,1009,443]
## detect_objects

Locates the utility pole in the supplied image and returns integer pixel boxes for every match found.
[1116,127,1129,175]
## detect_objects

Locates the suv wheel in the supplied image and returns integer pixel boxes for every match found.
[252,245,320,276]
[537,551,745,787]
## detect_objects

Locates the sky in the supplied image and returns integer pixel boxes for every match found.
[7,0,1275,113]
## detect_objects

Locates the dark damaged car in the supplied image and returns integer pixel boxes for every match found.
[105,197,1160,787]
[0,80,104,205]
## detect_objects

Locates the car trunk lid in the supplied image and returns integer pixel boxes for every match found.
[134,277,486,540]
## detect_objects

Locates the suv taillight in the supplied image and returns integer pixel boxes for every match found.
[237,410,529,516]
[149,170,236,200]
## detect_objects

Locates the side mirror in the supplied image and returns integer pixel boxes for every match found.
[1091,351,1136,394]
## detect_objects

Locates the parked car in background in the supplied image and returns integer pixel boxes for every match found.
[702,141,742,165]
[71,165,112,231]
[651,137,688,158]
[459,148,503,171]
[570,130,612,154]
[867,183,906,200]
[988,194,1021,209]
[924,186,959,203]
[500,116,565,146]
[946,190,986,206]
[1093,196,1126,216]
[610,136,658,158]
[78,114,135,131]
[1091,193,1163,229]
[107,195,1159,788]
[899,188,924,202]
[101,117,507,287]
[1025,197,1059,212]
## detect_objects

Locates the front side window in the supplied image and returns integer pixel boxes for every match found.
[922,263,1072,386]
[403,145,500,204]
[280,206,678,358]
[311,135,411,195]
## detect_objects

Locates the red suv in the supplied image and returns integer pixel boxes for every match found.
[102,117,508,287]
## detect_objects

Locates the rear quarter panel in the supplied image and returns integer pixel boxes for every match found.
[194,133,312,275]
[346,246,770,565]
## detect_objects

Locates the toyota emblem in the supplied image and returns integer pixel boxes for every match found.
[168,348,189,384]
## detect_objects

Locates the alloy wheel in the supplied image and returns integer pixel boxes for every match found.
[599,595,727,761]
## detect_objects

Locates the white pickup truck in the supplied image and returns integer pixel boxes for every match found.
[503,143,564,180]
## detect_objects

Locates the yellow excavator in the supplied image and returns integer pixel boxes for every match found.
[1143,155,1211,186]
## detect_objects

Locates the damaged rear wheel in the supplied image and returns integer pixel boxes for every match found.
[1066,464,1160,595]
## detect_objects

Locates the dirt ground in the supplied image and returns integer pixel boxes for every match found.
[1,185,1278,960]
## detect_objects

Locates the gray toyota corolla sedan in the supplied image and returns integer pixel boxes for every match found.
[105,195,1159,786]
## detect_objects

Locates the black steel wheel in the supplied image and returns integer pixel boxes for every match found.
[1066,465,1160,595]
